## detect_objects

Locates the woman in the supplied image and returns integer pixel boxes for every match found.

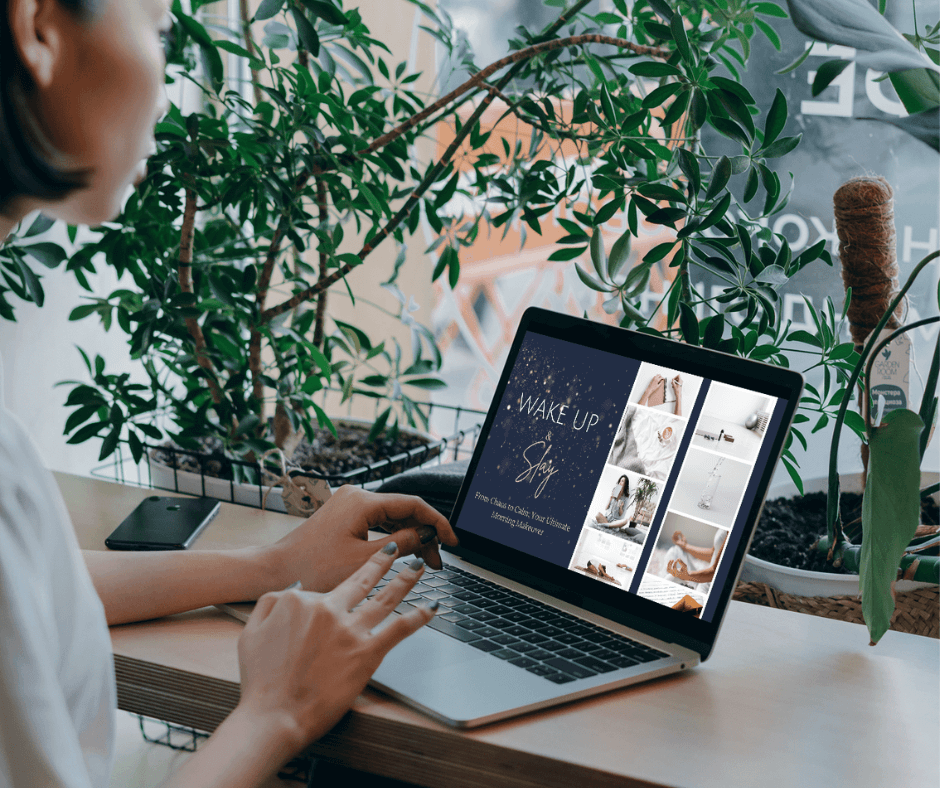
[0,0,457,784]
[592,474,629,526]
[663,529,728,599]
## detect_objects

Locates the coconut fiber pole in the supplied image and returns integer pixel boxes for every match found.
[834,176,903,483]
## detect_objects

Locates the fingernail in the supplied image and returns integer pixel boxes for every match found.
[284,581,302,591]
[416,524,437,545]
[381,542,398,556]
[408,557,424,572]
[425,599,439,612]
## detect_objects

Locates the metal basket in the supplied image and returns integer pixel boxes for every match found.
[93,393,485,507]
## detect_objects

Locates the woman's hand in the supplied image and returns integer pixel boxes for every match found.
[667,558,691,581]
[264,485,458,593]
[671,530,688,550]
[236,543,434,753]
[640,375,665,405]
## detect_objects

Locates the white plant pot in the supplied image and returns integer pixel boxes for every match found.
[147,418,441,514]
[739,471,939,596]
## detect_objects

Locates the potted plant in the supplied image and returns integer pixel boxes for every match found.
[47,0,841,505]
[733,0,940,642]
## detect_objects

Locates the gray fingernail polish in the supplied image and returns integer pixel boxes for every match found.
[408,557,424,572]
[382,542,398,555]
[425,599,439,612]
[416,524,437,545]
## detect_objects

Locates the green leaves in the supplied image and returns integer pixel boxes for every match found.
[174,8,224,92]
[860,409,925,644]
[291,5,320,55]
[811,59,852,96]
[763,89,788,146]
[705,156,732,200]
[254,0,286,21]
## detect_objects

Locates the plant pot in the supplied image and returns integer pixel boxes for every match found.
[736,472,939,637]
[148,418,442,514]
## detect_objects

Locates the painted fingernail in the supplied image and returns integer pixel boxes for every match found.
[408,557,424,572]
[381,542,398,555]
[416,524,437,545]
[425,599,440,612]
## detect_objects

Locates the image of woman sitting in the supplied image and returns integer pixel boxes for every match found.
[591,475,629,526]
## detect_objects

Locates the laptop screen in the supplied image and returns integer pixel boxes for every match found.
[451,312,795,635]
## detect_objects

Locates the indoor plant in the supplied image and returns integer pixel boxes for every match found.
[735,0,939,641]
[51,0,836,486]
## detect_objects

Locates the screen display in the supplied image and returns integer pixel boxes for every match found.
[453,330,785,624]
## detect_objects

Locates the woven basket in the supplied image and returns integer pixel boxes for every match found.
[733,581,939,639]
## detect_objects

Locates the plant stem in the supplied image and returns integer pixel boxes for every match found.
[825,250,939,555]
[313,176,329,347]
[238,0,263,105]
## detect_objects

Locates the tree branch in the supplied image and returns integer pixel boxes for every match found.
[260,31,670,324]
[178,186,224,406]
[351,34,669,165]
[313,175,329,347]
[239,0,263,105]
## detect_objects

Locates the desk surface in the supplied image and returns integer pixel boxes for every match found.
[61,472,940,788]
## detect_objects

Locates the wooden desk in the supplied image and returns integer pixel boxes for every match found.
[61,472,940,788]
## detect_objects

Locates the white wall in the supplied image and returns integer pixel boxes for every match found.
[0,222,138,475]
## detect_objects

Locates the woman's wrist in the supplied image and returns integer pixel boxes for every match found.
[249,543,294,595]
[164,703,303,788]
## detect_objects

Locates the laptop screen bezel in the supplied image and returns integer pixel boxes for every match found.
[443,306,804,660]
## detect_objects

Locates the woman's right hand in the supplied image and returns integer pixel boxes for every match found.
[671,530,687,549]
[235,542,433,754]
[642,375,664,401]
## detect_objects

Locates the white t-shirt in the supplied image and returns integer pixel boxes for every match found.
[0,358,115,787]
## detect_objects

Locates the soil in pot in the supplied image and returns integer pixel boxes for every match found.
[751,491,939,575]
[151,422,438,483]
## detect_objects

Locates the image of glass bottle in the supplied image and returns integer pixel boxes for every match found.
[698,457,724,510]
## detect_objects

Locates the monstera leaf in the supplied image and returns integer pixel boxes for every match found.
[785,0,937,72]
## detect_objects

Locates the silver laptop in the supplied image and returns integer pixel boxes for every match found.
[371,307,803,728]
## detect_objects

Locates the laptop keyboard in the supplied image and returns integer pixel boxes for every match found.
[369,562,669,684]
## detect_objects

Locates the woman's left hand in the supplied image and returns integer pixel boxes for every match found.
[667,558,691,581]
[263,485,458,592]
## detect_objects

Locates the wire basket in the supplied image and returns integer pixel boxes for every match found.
[92,393,485,508]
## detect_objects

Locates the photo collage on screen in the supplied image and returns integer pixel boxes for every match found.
[635,381,777,619]
[567,363,702,592]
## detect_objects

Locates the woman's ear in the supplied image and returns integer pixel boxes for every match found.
[8,0,67,88]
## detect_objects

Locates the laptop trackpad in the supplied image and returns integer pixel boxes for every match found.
[377,626,485,675]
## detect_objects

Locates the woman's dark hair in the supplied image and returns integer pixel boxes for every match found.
[0,0,99,208]
[617,474,629,498]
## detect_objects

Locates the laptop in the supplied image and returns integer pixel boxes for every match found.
[370,307,803,728]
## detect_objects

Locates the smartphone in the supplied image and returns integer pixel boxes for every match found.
[105,495,221,550]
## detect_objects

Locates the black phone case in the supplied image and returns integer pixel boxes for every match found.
[105,496,221,550]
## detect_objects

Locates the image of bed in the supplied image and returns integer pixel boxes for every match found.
[580,464,660,545]
[689,382,775,463]
[607,405,686,483]
[668,448,752,529]
[627,362,704,417]
[642,512,731,607]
